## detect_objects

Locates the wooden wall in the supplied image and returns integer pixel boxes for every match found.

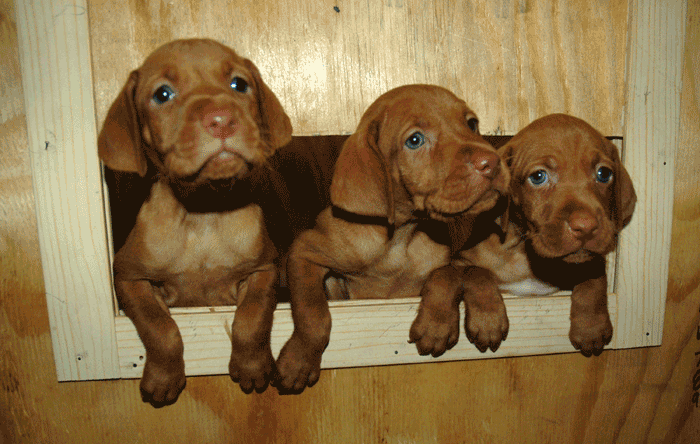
[88,0,627,136]
[1,0,699,442]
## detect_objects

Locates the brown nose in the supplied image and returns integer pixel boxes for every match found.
[567,210,599,238]
[202,108,236,139]
[470,149,499,179]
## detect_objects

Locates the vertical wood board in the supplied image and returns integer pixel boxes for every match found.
[15,0,118,380]
[614,0,687,348]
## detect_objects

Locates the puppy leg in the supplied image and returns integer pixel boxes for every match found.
[409,265,462,357]
[275,240,332,392]
[569,273,612,356]
[462,266,509,352]
[117,280,186,407]
[228,264,278,393]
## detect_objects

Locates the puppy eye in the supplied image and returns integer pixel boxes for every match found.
[405,132,426,150]
[596,166,614,183]
[527,170,549,186]
[230,77,249,93]
[467,117,479,133]
[152,85,175,104]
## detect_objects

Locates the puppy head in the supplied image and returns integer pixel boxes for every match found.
[501,114,636,263]
[330,84,509,226]
[98,39,292,186]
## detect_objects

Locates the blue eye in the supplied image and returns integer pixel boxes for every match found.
[527,170,549,186]
[405,132,425,150]
[596,166,613,183]
[152,85,175,104]
[230,77,249,93]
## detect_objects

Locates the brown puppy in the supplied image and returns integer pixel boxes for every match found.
[456,114,636,356]
[275,85,509,392]
[98,39,292,405]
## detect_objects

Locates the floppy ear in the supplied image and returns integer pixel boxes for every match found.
[607,139,637,230]
[497,140,530,233]
[97,71,148,177]
[498,142,519,206]
[330,119,395,224]
[246,59,293,150]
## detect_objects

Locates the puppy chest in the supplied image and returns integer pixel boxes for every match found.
[174,209,268,272]
[153,208,271,306]
[459,234,532,283]
[346,227,450,299]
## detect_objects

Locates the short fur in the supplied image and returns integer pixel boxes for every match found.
[274,85,510,392]
[457,114,636,356]
[99,39,292,405]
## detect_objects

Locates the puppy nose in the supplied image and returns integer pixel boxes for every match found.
[470,149,499,179]
[567,210,599,238]
[202,108,236,139]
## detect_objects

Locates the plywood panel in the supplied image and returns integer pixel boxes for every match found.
[88,0,628,136]
[15,0,678,383]
[2,1,700,442]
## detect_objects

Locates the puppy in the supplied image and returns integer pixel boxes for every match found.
[98,39,292,405]
[456,114,636,356]
[274,85,509,392]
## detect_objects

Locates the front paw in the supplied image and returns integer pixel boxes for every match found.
[275,334,324,393]
[409,304,460,357]
[465,302,509,353]
[229,346,275,393]
[569,313,613,356]
[140,356,186,407]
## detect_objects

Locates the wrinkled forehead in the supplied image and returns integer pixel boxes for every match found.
[511,124,613,169]
[137,40,247,85]
[382,93,475,132]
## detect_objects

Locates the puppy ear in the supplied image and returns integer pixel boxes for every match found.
[330,119,395,224]
[498,142,519,207]
[608,139,637,230]
[246,59,293,150]
[98,71,148,177]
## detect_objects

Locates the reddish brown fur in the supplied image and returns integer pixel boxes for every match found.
[98,39,292,406]
[274,85,510,392]
[457,114,636,356]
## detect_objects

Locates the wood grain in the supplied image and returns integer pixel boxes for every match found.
[88,0,628,136]
[3,0,700,443]
[614,0,687,349]
[18,0,670,383]
[116,294,613,378]
[14,0,118,380]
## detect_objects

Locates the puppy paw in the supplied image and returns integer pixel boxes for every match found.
[569,314,613,356]
[275,334,323,393]
[229,346,275,393]
[140,357,186,407]
[409,305,460,357]
[465,303,509,353]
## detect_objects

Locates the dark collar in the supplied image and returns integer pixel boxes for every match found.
[167,172,258,214]
[331,206,395,238]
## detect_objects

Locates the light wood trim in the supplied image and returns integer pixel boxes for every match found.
[15,0,119,380]
[15,0,685,381]
[116,294,607,378]
[613,0,687,348]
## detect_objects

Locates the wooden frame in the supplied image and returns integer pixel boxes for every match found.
[15,0,686,381]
